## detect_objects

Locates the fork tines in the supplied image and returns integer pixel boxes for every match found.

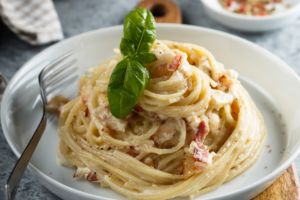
[39,50,78,102]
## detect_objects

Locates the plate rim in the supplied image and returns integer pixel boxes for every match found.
[2,24,300,199]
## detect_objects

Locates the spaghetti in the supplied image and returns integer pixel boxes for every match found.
[56,40,267,199]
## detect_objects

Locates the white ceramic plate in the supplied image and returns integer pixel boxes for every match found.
[2,24,300,200]
[201,0,300,32]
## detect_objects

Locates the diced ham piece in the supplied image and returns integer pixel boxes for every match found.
[192,120,211,165]
[158,54,181,72]
[193,146,211,164]
[185,116,208,146]
[80,77,93,106]
[183,154,211,179]
[73,167,100,182]
[194,120,210,145]
[168,54,181,71]
[218,75,234,92]
[85,108,89,117]
[86,171,100,182]
[183,120,212,178]
[73,167,91,178]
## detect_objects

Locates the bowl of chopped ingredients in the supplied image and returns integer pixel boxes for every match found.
[201,0,300,32]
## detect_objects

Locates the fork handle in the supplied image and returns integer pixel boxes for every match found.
[5,115,47,200]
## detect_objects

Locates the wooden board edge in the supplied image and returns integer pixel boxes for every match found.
[291,163,300,200]
[253,163,300,200]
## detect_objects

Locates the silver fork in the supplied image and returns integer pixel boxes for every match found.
[5,50,78,200]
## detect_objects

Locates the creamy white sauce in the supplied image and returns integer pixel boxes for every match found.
[211,89,234,110]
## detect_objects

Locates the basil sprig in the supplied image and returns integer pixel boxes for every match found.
[107,8,156,119]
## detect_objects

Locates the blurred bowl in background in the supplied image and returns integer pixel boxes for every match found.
[201,0,300,32]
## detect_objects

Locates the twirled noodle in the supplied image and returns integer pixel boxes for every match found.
[56,40,267,199]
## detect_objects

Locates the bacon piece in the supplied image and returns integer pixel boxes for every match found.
[239,6,245,12]
[193,146,210,163]
[73,171,80,178]
[255,3,265,9]
[218,75,233,92]
[192,120,210,164]
[227,0,232,6]
[85,108,89,117]
[185,116,210,146]
[73,168,101,182]
[73,167,91,178]
[80,77,93,106]
[194,121,210,145]
[260,12,266,16]
[183,151,211,179]
[168,54,181,71]
[158,54,181,72]
[184,120,212,178]
[86,171,100,182]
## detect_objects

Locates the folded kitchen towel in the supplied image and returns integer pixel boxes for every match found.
[0,0,63,45]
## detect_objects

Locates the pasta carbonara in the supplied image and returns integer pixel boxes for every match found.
[56,40,267,199]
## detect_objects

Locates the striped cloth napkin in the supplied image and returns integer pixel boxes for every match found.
[0,0,63,45]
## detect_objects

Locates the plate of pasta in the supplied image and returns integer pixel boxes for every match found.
[2,8,300,200]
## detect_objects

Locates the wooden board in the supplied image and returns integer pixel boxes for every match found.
[253,163,300,200]
[136,0,182,24]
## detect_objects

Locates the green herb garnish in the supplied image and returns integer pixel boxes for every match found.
[107,8,156,119]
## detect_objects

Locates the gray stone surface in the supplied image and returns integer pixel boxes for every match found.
[0,0,299,199]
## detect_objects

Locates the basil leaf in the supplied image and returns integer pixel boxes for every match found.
[108,7,156,119]
[124,7,156,53]
[120,38,136,58]
[133,52,156,64]
[107,58,150,119]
